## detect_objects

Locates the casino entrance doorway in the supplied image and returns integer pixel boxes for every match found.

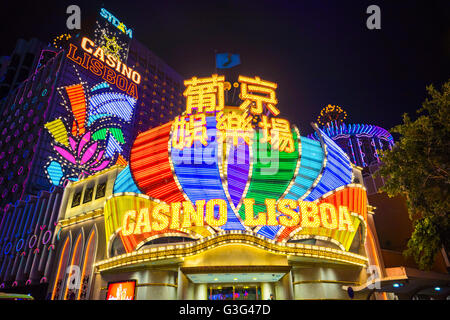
[182,267,290,300]
[208,285,261,300]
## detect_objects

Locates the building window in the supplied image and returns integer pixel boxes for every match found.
[95,181,107,199]
[83,186,94,203]
[71,189,82,207]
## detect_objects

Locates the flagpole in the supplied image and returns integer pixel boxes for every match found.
[214,49,218,74]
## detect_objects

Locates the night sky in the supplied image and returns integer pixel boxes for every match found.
[1,0,449,136]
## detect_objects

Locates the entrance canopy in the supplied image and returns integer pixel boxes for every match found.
[182,266,290,283]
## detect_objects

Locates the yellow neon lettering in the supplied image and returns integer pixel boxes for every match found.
[265,199,278,226]
[121,64,133,79]
[134,208,151,234]
[205,199,227,227]
[170,202,181,229]
[131,71,141,85]
[151,204,170,232]
[277,199,299,227]
[182,200,205,228]
[81,37,95,54]
[338,206,355,232]
[121,210,136,236]
[299,201,320,228]
[243,198,266,226]
[105,54,116,68]
[319,203,338,230]
[92,47,105,62]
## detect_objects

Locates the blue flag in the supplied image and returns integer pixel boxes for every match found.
[216,53,241,69]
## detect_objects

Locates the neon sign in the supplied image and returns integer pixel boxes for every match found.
[66,37,140,99]
[106,280,136,300]
[100,8,133,39]
[120,198,355,236]
[175,74,294,152]
[44,62,137,186]
[106,73,364,253]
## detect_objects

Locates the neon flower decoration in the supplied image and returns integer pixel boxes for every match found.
[317,104,347,126]
[52,131,111,174]
[44,78,136,186]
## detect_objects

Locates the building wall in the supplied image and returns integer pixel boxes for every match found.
[0,50,65,212]
[61,166,122,219]
[0,38,48,100]
[47,167,119,300]
[0,186,63,294]
[291,264,365,300]
[126,39,185,133]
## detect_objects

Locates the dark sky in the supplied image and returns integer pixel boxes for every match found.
[1,0,449,135]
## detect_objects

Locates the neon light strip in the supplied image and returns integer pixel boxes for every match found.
[95,231,369,272]
[285,136,323,200]
[308,122,394,144]
[90,81,110,92]
[65,84,87,136]
[130,122,185,203]
[113,165,140,194]
[225,142,250,210]
[63,233,83,300]
[236,128,299,239]
[303,126,353,202]
[277,185,368,247]
[51,236,70,300]
[77,229,96,300]
[88,92,136,122]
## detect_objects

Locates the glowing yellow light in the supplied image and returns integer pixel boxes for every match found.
[216,111,254,146]
[183,74,225,115]
[45,119,69,147]
[134,208,151,234]
[170,202,181,229]
[121,210,136,236]
[265,199,278,226]
[238,75,279,116]
[338,206,355,232]
[270,117,295,153]
[299,201,320,228]
[317,104,347,126]
[258,116,295,153]
[278,199,300,227]
[205,199,227,227]
[172,114,208,150]
[151,203,170,231]
[243,198,266,226]
[319,203,338,229]
[182,200,205,228]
